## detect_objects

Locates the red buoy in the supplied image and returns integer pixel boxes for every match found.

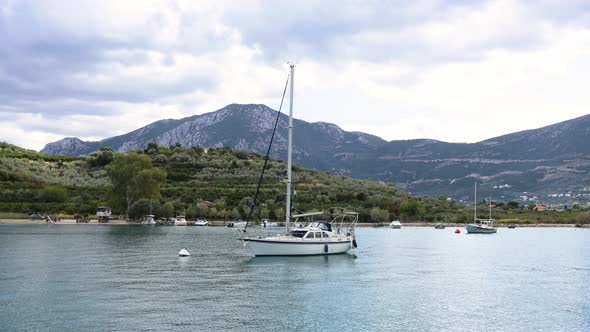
[455,229,461,234]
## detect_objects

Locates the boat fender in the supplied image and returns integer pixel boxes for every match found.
[324,244,329,253]
[455,229,461,234]
[352,239,358,248]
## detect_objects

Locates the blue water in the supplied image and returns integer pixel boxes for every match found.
[0,225,588,332]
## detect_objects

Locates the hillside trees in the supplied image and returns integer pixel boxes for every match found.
[106,152,166,215]
[38,185,67,203]
[400,198,426,217]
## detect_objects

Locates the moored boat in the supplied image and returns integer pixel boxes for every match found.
[142,215,156,225]
[434,217,446,229]
[245,211,357,256]
[240,65,357,256]
[465,183,497,234]
[389,220,401,229]
[174,216,187,226]
[195,218,208,226]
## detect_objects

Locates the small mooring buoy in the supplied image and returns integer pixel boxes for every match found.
[455,229,461,234]
[178,248,191,256]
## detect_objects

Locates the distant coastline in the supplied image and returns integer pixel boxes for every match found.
[1,219,587,228]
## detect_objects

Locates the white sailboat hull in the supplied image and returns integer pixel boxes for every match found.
[245,238,353,256]
[466,224,497,234]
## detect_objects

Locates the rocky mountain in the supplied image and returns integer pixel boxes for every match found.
[41,104,386,170]
[41,104,590,204]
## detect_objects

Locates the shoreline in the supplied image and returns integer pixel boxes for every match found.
[1,219,587,228]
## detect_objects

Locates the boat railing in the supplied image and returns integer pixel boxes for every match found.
[475,218,494,226]
[329,207,358,236]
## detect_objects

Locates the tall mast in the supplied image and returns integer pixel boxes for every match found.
[474,182,477,221]
[285,64,294,233]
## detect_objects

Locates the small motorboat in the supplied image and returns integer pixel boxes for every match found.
[389,220,402,229]
[174,216,187,226]
[142,215,156,225]
[195,218,208,226]
[507,224,516,229]
[178,248,190,256]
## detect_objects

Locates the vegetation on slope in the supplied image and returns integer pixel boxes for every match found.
[0,141,588,224]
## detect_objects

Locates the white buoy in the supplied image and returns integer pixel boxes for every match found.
[178,248,190,256]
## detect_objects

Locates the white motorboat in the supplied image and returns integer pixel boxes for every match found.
[389,220,402,229]
[261,219,278,228]
[96,206,112,223]
[178,248,190,256]
[195,218,208,226]
[466,183,497,234]
[142,215,156,225]
[241,65,357,256]
[174,216,187,226]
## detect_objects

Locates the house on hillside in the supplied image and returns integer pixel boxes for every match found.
[533,204,546,212]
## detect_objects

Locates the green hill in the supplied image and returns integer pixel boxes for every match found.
[1,142,454,222]
[3,141,588,224]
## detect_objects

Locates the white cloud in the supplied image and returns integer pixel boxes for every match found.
[0,0,589,151]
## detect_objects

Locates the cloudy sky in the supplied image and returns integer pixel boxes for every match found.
[1,0,589,150]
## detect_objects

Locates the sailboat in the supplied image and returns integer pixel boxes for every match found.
[465,183,497,234]
[241,65,358,256]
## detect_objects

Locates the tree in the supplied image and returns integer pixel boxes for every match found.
[260,207,270,219]
[128,168,167,202]
[106,152,166,215]
[400,198,425,217]
[87,148,115,167]
[186,205,199,219]
[274,207,285,222]
[370,207,389,222]
[128,198,159,220]
[506,201,519,209]
[38,185,67,203]
[159,202,174,219]
[146,142,159,154]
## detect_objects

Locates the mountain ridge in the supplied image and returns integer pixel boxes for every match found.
[41,104,590,204]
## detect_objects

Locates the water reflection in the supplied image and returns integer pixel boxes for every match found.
[245,252,357,266]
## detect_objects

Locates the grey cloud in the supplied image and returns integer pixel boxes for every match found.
[0,1,223,114]
[221,0,489,62]
[221,0,586,65]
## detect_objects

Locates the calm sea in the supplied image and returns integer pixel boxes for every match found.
[0,225,588,332]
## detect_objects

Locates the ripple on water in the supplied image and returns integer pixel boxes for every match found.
[0,225,589,331]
